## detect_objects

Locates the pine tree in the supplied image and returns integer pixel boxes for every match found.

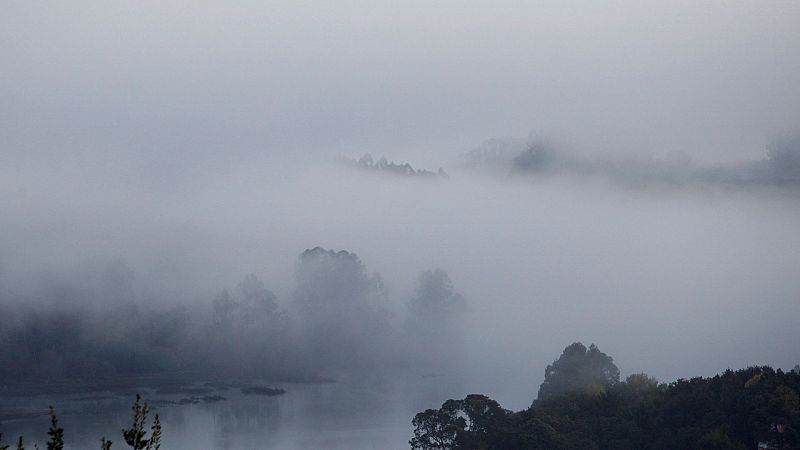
[122,394,161,450]
[145,415,161,450]
[46,407,64,450]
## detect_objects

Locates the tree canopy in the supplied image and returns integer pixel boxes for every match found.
[410,345,800,450]
[291,247,390,369]
[292,247,386,318]
[537,342,620,400]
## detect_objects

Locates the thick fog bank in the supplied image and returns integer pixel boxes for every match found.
[2,155,799,409]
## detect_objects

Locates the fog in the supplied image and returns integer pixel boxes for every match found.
[3,151,800,404]
[2,0,800,436]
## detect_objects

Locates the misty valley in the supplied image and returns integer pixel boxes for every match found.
[2,139,800,448]
[3,2,800,448]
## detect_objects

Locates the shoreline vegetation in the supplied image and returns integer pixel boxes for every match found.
[410,343,800,450]
[0,248,464,396]
[3,343,797,449]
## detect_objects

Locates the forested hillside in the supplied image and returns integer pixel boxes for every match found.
[411,343,800,450]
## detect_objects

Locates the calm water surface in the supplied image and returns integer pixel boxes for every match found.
[0,373,498,450]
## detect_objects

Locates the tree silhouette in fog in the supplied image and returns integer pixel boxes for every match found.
[537,342,620,400]
[408,269,466,322]
[208,273,286,378]
[404,268,468,369]
[292,247,390,369]
[121,394,161,450]
[411,343,800,449]
[212,273,278,329]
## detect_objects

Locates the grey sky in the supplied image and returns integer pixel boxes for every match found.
[2,1,799,165]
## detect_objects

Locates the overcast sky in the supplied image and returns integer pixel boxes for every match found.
[2,1,799,167]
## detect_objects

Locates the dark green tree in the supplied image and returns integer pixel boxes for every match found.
[121,394,161,450]
[410,400,466,450]
[410,395,511,450]
[46,406,64,450]
[147,415,161,450]
[697,426,748,450]
[408,355,800,449]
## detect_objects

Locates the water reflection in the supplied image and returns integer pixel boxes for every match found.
[0,374,472,450]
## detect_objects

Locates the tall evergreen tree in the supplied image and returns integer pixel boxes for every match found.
[46,407,64,450]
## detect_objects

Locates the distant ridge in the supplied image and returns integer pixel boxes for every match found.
[338,153,448,179]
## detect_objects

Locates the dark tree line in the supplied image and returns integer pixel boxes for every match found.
[340,154,448,179]
[0,248,469,385]
[411,343,800,449]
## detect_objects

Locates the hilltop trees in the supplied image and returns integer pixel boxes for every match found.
[344,153,448,178]
[409,342,800,450]
[410,344,800,449]
[537,342,620,400]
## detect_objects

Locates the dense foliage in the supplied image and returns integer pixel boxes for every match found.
[411,344,800,450]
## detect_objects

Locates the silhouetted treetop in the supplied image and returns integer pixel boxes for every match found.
[291,247,390,368]
[213,273,278,328]
[293,247,386,316]
[408,269,466,320]
[411,348,800,450]
[339,154,448,179]
[537,342,620,400]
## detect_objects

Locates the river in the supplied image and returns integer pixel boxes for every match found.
[0,372,517,450]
